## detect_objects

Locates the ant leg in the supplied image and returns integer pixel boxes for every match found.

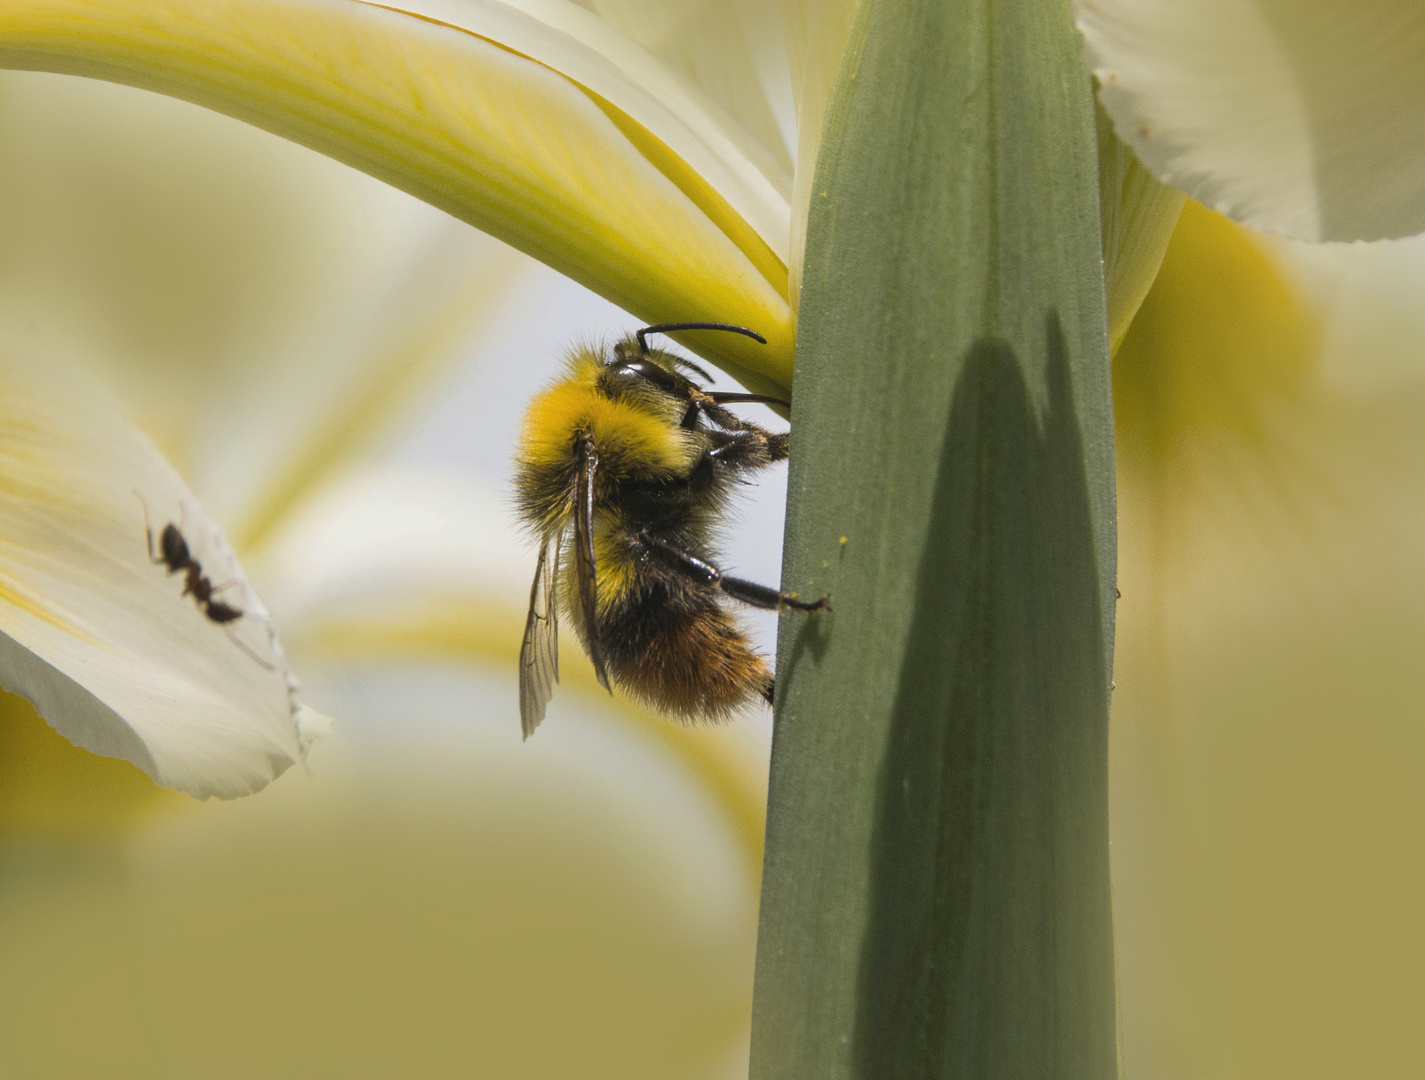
[134,491,164,564]
[639,535,829,612]
[224,627,276,671]
[178,501,206,562]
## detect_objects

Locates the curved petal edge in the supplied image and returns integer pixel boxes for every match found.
[1078,0,1425,242]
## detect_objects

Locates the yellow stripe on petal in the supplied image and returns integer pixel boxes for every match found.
[0,0,794,391]
[377,0,793,250]
[0,581,103,647]
[1114,200,1319,454]
[578,0,794,177]
[586,88,790,305]
[229,242,529,556]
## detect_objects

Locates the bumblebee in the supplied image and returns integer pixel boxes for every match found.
[514,321,828,737]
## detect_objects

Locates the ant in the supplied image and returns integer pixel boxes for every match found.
[137,494,273,668]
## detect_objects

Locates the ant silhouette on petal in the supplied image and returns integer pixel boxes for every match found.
[136,494,274,669]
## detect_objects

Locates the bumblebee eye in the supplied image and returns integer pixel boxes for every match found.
[613,359,682,394]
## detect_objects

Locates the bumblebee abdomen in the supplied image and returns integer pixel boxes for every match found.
[601,590,771,722]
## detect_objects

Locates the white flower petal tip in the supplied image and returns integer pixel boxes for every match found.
[0,326,326,800]
[293,704,335,757]
[1076,0,1425,242]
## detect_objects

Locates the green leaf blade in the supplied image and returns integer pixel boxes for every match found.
[751,1,1117,1077]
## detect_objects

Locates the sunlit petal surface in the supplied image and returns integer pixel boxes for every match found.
[566,0,794,175]
[1078,0,1425,241]
[779,0,860,307]
[0,328,323,800]
[1113,201,1425,1077]
[390,0,792,228]
[1097,113,1185,353]
[0,0,793,390]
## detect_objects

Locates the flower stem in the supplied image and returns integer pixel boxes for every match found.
[750,0,1118,1076]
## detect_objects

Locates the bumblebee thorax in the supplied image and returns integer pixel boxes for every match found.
[519,351,697,481]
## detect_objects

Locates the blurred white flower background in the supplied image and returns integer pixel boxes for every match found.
[0,67,786,1079]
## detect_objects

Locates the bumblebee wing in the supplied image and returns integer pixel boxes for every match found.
[575,439,612,694]
[519,537,560,738]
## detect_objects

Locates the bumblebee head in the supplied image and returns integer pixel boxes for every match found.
[608,321,766,393]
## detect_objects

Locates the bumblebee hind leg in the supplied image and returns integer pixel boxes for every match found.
[638,534,829,612]
[720,576,829,613]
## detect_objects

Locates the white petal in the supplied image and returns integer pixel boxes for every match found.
[574,0,794,175]
[1077,0,1425,241]
[0,324,322,799]
[375,0,792,260]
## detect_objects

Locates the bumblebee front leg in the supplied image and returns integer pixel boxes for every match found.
[707,430,790,467]
[638,534,829,612]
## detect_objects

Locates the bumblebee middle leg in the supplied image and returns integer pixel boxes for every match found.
[638,534,829,612]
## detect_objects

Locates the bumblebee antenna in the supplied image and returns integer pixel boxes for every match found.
[636,322,767,354]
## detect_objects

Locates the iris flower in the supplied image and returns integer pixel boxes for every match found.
[0,71,773,1078]
[1,0,1422,1076]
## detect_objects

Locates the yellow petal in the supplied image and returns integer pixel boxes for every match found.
[1097,111,1187,353]
[0,0,793,391]
[0,324,324,799]
[1113,202,1425,1075]
[388,0,791,258]
[1078,0,1425,241]
[0,688,188,835]
[780,0,862,310]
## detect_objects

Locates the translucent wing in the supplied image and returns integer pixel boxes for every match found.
[519,536,560,738]
[574,437,612,694]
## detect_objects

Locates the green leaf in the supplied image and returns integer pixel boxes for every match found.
[750,0,1118,1077]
